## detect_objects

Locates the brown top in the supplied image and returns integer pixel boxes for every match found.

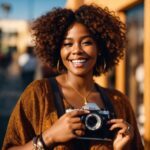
[2,79,144,150]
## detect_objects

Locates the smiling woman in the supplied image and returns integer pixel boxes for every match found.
[2,4,143,150]
[60,22,98,76]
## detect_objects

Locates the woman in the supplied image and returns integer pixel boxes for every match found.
[2,4,143,150]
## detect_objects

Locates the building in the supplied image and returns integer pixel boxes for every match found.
[0,19,32,55]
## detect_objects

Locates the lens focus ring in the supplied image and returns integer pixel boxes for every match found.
[85,113,102,131]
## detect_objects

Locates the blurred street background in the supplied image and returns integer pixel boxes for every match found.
[0,0,149,149]
[0,0,66,148]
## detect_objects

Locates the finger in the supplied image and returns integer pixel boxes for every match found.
[111,123,134,139]
[118,128,128,135]
[108,119,125,124]
[70,117,81,123]
[114,132,130,145]
[109,122,125,131]
[123,125,134,139]
[108,119,131,131]
[118,125,132,135]
[71,122,85,130]
[70,123,85,137]
[73,129,85,136]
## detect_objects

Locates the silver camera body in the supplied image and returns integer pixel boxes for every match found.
[66,103,115,141]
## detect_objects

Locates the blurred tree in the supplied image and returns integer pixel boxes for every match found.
[0,2,12,18]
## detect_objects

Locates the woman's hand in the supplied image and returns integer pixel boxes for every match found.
[108,119,134,150]
[42,109,89,146]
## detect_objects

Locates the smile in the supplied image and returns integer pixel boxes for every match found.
[70,59,87,67]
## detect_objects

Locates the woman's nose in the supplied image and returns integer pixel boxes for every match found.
[72,43,83,54]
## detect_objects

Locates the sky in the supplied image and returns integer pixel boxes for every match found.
[0,0,66,20]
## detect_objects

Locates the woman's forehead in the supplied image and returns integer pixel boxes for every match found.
[64,22,91,39]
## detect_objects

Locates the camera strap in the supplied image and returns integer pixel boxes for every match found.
[48,77,65,117]
[95,83,117,117]
[48,77,90,150]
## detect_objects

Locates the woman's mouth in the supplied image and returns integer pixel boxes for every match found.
[70,59,87,68]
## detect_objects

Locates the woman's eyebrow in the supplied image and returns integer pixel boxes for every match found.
[81,35,93,39]
[64,35,92,40]
[63,37,72,41]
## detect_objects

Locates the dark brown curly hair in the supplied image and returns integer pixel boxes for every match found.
[31,4,126,76]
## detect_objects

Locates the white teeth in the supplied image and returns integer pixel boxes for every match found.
[72,59,86,63]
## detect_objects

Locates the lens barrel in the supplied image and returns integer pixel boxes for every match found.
[85,113,102,131]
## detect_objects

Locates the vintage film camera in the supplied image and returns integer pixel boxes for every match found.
[67,103,116,141]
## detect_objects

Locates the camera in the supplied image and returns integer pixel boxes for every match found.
[66,103,116,141]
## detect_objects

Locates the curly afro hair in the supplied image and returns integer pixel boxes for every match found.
[31,4,126,76]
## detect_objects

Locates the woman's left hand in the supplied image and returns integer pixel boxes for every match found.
[108,119,134,150]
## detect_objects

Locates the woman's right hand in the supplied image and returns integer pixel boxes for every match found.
[42,109,89,146]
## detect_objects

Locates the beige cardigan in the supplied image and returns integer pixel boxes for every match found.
[2,79,144,150]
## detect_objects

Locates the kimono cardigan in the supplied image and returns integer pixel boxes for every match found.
[2,79,144,150]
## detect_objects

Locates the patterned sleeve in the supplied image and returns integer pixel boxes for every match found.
[107,89,144,150]
[121,93,144,150]
[2,80,45,150]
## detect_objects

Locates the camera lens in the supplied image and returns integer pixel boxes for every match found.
[85,113,102,131]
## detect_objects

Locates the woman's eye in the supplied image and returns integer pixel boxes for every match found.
[82,41,93,45]
[63,43,73,47]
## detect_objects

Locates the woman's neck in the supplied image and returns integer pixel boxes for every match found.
[56,73,97,107]
[65,72,94,91]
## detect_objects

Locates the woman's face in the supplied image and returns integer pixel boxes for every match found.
[60,22,98,76]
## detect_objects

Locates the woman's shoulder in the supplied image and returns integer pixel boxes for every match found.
[22,78,56,95]
[100,86,133,117]
[14,78,56,117]
[18,78,54,104]
[101,86,128,103]
[97,85,131,110]
[25,78,50,90]
[27,76,63,90]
